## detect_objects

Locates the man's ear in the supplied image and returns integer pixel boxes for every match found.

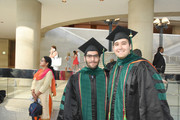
[130,44,132,50]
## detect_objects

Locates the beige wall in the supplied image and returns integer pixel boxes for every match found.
[0,39,9,67]
[172,26,180,34]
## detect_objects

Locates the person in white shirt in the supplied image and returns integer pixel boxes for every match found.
[49,45,59,70]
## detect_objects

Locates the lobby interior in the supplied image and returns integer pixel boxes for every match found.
[0,0,180,120]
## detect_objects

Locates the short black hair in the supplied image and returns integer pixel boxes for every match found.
[157,47,163,52]
[133,49,142,57]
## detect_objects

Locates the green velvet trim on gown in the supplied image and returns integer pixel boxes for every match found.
[80,67,106,120]
[108,53,140,120]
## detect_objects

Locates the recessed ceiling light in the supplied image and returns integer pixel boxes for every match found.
[62,0,66,3]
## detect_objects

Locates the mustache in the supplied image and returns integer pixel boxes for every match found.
[89,62,98,63]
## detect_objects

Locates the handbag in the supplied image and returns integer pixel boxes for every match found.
[52,57,62,67]
[29,101,42,117]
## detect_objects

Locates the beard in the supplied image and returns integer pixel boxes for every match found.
[86,61,99,69]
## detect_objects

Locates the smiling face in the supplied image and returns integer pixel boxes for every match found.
[84,51,100,69]
[113,38,132,59]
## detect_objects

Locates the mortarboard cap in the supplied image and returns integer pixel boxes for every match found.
[106,26,138,43]
[78,37,107,56]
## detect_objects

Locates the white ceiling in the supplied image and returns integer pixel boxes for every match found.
[0,0,180,39]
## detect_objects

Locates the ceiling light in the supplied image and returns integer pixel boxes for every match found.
[106,19,110,22]
[153,17,170,47]
[62,0,66,3]
[162,17,170,24]
[153,18,160,24]
[114,18,120,21]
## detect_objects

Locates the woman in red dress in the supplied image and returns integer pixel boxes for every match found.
[72,50,79,72]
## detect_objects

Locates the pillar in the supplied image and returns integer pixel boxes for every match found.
[128,0,154,61]
[16,0,41,69]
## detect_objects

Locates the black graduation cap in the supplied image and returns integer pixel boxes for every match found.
[106,26,138,43]
[78,37,107,56]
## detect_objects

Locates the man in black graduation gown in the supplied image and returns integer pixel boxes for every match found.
[106,26,173,120]
[57,37,107,120]
[153,47,166,74]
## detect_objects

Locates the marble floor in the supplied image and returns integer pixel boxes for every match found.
[0,78,67,120]
[0,78,180,120]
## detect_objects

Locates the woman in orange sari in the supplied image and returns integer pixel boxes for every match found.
[31,56,56,120]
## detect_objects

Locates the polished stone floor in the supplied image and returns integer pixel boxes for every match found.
[0,78,67,120]
[0,78,180,120]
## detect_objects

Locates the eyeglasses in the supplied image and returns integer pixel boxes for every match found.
[86,54,99,59]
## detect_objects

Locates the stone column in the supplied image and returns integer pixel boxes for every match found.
[16,0,41,69]
[128,0,154,61]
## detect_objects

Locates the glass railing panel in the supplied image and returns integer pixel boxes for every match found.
[0,68,70,102]
[2,68,180,119]
[7,78,32,99]
[166,81,180,120]
[0,77,8,96]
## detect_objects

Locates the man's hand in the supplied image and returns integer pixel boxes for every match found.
[162,79,168,84]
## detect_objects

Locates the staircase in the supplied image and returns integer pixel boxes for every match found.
[165,63,180,81]
[165,64,180,75]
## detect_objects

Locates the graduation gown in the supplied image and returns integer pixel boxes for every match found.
[108,53,173,120]
[57,67,107,120]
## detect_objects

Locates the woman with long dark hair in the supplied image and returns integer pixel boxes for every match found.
[31,56,56,120]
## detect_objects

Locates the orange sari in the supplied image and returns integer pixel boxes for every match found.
[33,68,56,96]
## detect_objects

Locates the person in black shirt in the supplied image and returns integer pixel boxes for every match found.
[153,47,166,73]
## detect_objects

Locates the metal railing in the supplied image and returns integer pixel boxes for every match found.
[164,55,180,64]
